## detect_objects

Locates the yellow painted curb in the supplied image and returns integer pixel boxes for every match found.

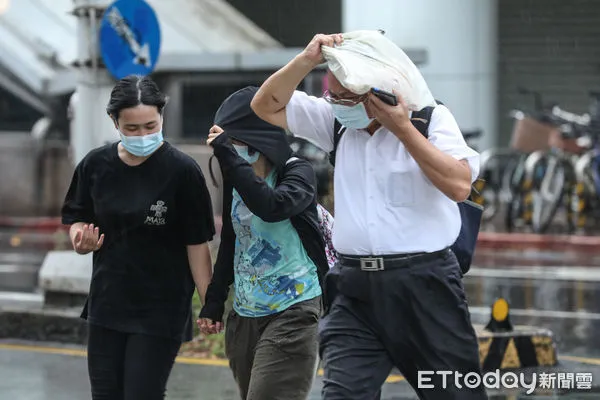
[0,343,404,383]
[9,343,598,384]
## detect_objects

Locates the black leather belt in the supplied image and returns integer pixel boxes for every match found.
[338,248,450,271]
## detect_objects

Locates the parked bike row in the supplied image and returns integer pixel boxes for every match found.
[477,87,600,234]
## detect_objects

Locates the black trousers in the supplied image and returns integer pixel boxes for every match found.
[319,249,488,400]
[87,323,182,400]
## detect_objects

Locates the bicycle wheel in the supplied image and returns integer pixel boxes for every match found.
[480,184,500,222]
[503,155,527,231]
[472,172,499,222]
[571,157,599,232]
[505,191,524,232]
[570,175,588,232]
[531,155,567,233]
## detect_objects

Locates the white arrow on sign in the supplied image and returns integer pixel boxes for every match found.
[106,7,151,67]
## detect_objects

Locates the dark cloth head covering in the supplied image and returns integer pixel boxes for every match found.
[214,86,292,170]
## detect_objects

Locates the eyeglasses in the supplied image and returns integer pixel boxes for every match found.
[323,90,368,106]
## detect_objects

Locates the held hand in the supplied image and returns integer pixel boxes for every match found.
[207,125,225,146]
[368,90,412,138]
[197,318,224,335]
[300,33,344,67]
[72,224,104,255]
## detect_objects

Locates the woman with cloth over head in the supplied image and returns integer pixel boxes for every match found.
[61,75,215,400]
[197,86,329,400]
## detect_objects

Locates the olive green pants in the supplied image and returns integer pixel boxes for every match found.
[224,296,321,400]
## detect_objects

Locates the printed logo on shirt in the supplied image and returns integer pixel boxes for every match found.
[145,200,167,226]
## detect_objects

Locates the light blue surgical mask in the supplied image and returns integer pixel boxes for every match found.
[119,130,164,157]
[330,102,375,129]
[233,144,260,164]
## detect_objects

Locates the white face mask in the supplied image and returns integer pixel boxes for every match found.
[232,144,260,164]
[119,130,164,157]
[330,102,375,129]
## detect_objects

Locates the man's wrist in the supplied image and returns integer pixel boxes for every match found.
[293,53,320,72]
[392,120,417,140]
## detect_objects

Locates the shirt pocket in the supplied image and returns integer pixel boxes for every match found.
[386,162,417,207]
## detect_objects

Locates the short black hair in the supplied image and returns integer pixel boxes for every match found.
[106,75,168,120]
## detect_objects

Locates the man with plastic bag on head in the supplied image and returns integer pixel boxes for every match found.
[250,30,486,400]
[322,30,437,113]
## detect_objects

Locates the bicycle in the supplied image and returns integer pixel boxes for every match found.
[477,147,517,223]
[569,91,600,233]
[500,87,560,231]
[523,106,591,233]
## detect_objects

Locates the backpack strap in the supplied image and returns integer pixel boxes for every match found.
[410,100,443,139]
[329,118,347,167]
[411,100,478,205]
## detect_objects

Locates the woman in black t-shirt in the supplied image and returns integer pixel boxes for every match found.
[61,75,215,400]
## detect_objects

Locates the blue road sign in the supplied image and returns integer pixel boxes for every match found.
[99,0,161,80]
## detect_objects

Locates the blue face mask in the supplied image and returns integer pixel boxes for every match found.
[330,102,374,129]
[233,144,260,164]
[119,130,164,157]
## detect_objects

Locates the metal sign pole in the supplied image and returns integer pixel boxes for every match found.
[70,0,118,167]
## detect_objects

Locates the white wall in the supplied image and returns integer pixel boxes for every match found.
[343,0,498,150]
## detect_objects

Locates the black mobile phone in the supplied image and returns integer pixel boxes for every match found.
[371,88,398,106]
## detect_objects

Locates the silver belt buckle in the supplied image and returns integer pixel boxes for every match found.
[359,257,384,271]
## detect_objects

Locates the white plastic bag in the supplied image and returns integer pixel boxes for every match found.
[322,30,436,111]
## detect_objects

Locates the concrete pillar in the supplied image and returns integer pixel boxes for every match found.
[162,77,184,139]
[342,0,498,150]
[44,0,117,309]
[71,0,118,166]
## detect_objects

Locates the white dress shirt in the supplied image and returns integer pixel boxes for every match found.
[286,90,480,256]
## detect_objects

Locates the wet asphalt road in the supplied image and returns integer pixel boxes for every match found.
[2,340,600,400]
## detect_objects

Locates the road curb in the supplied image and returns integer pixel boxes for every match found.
[0,307,87,344]
[0,217,65,232]
[477,232,600,252]
[1,216,598,252]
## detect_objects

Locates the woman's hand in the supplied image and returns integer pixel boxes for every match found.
[207,125,225,146]
[71,223,104,255]
[197,318,224,335]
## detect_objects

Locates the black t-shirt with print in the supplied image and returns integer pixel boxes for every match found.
[61,141,215,342]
